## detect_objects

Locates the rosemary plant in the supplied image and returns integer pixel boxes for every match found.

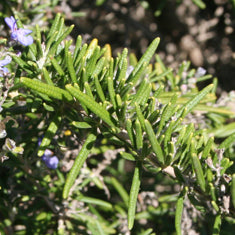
[0,13,235,234]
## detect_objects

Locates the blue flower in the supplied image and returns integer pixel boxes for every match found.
[5,16,33,46]
[44,156,59,169]
[0,56,12,77]
[41,149,59,169]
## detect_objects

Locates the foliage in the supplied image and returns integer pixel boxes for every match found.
[0,8,235,235]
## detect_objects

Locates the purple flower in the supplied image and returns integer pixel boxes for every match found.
[5,16,33,46]
[44,156,59,169]
[41,149,59,169]
[41,149,53,161]
[0,56,12,77]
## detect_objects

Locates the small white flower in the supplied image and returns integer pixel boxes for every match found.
[195,67,206,78]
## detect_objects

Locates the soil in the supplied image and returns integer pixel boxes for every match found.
[58,0,235,92]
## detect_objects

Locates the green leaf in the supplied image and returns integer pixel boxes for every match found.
[119,151,136,161]
[192,0,206,9]
[135,103,146,131]
[127,37,160,83]
[196,74,213,82]
[150,68,172,82]
[47,13,61,39]
[220,157,233,175]
[147,110,159,124]
[126,119,135,147]
[134,119,143,150]
[46,31,59,52]
[115,94,122,109]
[209,183,216,201]
[85,38,98,60]
[176,126,186,145]
[88,220,105,235]
[153,84,164,98]
[118,100,128,122]
[175,195,184,235]
[63,132,96,199]
[231,174,235,208]
[80,68,88,89]
[211,201,219,212]
[130,78,151,106]
[12,55,32,74]
[67,51,77,83]
[201,136,214,159]
[71,121,92,129]
[182,123,195,144]
[128,161,142,230]
[35,37,43,60]
[66,84,116,127]
[49,24,74,56]
[50,56,65,76]
[212,214,221,235]
[157,94,177,135]
[115,48,128,82]
[173,166,185,183]
[74,43,88,68]
[79,196,112,210]
[84,82,94,98]
[86,47,101,77]
[139,228,154,235]
[107,76,117,109]
[38,114,61,156]
[144,119,164,165]
[210,122,235,138]
[20,77,73,102]
[92,57,106,77]
[94,75,106,102]
[191,153,206,192]
[129,62,147,85]
[147,97,156,114]
[177,133,193,168]
[164,120,175,149]
[129,53,138,66]
[188,193,206,213]
[73,35,82,60]
[176,84,214,119]
[42,67,53,85]
[111,177,129,207]
[196,104,235,116]
[43,102,55,112]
